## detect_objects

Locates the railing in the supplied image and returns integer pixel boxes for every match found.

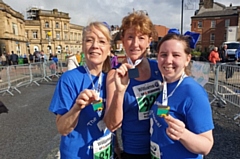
[198,62,240,120]
[0,61,65,96]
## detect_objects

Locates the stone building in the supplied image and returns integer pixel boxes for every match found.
[0,0,83,59]
[0,0,27,55]
[191,0,240,52]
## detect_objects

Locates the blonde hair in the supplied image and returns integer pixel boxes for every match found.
[82,22,112,73]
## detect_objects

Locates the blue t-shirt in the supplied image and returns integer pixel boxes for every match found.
[49,66,112,159]
[120,59,163,154]
[150,77,214,159]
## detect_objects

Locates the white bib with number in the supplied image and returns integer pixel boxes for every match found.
[132,80,162,120]
[93,133,112,159]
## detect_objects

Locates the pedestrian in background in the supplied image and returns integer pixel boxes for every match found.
[208,47,220,71]
[66,51,79,71]
[219,44,227,63]
[150,29,214,159]
[235,45,240,62]
[104,11,162,159]
[7,52,12,65]
[11,51,18,66]
[110,50,118,68]
[49,21,112,159]
[0,53,7,66]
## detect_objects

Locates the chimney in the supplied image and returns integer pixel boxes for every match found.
[199,0,204,9]
[204,0,214,9]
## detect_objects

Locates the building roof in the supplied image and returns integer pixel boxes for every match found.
[192,2,239,18]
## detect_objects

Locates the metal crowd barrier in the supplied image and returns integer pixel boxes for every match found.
[0,61,65,96]
[198,62,240,120]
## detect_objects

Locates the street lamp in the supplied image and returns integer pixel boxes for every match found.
[47,31,52,54]
[181,0,184,34]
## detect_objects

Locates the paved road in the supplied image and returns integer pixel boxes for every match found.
[0,78,60,159]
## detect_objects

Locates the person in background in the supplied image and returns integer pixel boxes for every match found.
[11,51,18,66]
[66,51,79,71]
[150,29,214,159]
[208,46,220,71]
[7,52,12,65]
[219,44,227,63]
[104,11,163,159]
[110,50,118,68]
[29,53,34,63]
[49,53,53,61]
[208,47,220,64]
[34,49,41,63]
[235,45,240,62]
[75,51,81,65]
[0,53,7,66]
[49,21,112,159]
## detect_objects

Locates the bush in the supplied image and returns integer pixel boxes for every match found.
[191,50,201,57]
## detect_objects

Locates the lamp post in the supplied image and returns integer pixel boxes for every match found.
[181,0,184,34]
[47,31,52,54]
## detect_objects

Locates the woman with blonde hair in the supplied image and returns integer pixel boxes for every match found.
[49,21,112,159]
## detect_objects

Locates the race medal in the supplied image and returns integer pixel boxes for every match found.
[126,57,142,79]
[93,133,112,159]
[157,105,170,117]
[128,67,139,78]
[92,99,103,112]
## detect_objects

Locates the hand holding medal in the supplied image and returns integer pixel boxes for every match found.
[75,89,99,111]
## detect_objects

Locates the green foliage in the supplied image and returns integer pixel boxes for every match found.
[191,50,201,57]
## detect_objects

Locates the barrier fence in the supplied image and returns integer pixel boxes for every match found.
[0,61,65,96]
[192,61,240,120]
[1,59,240,119]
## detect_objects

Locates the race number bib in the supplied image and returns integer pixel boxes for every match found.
[133,80,162,120]
[151,141,161,159]
[93,133,112,159]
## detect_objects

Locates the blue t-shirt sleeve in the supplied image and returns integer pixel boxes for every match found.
[183,80,214,134]
[49,73,78,115]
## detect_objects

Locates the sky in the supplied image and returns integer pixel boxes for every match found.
[3,0,240,33]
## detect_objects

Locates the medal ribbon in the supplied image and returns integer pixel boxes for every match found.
[83,64,102,100]
[127,57,143,68]
[162,73,187,106]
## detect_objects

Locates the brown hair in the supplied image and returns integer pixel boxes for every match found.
[120,11,157,39]
[82,22,112,73]
[157,33,192,75]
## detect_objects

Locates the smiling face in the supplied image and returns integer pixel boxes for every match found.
[83,26,110,68]
[157,39,191,83]
[122,27,151,61]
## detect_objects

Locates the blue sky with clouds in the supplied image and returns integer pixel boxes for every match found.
[3,0,240,32]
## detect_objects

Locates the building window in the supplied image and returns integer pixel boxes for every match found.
[64,32,68,40]
[56,31,60,40]
[56,22,59,28]
[45,21,49,28]
[198,21,202,28]
[210,33,215,42]
[70,32,73,40]
[75,33,77,40]
[225,19,230,27]
[12,23,18,35]
[25,31,28,38]
[211,20,216,28]
[32,31,38,39]
[64,23,67,30]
